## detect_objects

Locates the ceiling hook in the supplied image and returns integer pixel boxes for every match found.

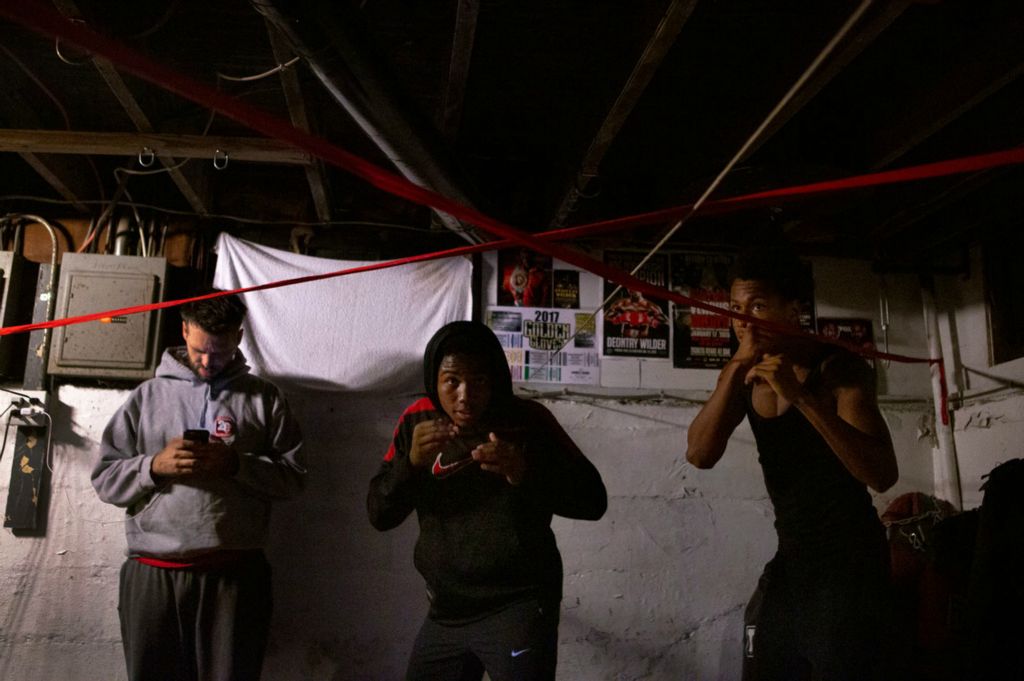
[213,149,230,170]
[138,146,155,168]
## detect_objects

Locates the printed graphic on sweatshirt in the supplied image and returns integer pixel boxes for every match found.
[213,415,237,440]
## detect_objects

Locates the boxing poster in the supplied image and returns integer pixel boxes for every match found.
[497,248,553,308]
[670,252,734,369]
[797,268,817,335]
[486,306,600,385]
[817,317,874,352]
[602,251,670,358]
[553,270,580,308]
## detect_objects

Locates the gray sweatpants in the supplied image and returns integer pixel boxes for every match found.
[118,555,272,681]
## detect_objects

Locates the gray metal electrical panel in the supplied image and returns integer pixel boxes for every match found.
[47,253,168,381]
[0,251,39,379]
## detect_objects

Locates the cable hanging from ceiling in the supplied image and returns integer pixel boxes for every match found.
[216,55,300,82]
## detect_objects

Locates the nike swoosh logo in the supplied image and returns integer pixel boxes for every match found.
[511,648,531,658]
[431,453,475,478]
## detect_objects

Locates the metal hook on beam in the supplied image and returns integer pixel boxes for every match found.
[138,146,155,168]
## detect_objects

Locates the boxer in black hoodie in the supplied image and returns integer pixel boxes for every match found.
[368,320,607,681]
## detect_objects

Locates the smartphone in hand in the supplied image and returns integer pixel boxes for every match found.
[183,429,209,443]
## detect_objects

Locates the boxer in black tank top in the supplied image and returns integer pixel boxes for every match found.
[686,242,898,680]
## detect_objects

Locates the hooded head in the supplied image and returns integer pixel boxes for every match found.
[423,321,514,428]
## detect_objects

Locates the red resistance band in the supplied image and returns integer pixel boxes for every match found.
[2,0,981,382]
[7,1,1020,270]
[2,140,1017,345]
[0,225,933,365]
[571,147,1024,237]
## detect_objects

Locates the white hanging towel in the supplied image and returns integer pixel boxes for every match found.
[213,232,473,393]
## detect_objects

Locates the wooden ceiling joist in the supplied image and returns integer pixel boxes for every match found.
[866,8,1024,169]
[868,63,1024,170]
[438,0,479,142]
[1,88,91,213]
[16,152,88,212]
[0,129,313,165]
[53,0,209,215]
[91,58,209,215]
[260,0,485,243]
[871,166,1017,244]
[266,22,332,223]
[746,0,913,160]
[549,0,698,227]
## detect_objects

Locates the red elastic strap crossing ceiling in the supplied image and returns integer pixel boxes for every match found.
[5,0,1018,373]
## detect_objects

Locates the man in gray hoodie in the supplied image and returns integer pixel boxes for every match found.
[92,292,306,681]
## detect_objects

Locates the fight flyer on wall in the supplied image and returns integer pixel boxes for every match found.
[487,306,600,385]
[602,251,670,358]
[817,317,875,355]
[797,260,817,334]
[670,252,734,369]
[553,270,580,308]
[497,248,553,308]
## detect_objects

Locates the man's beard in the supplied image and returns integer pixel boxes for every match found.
[189,359,213,380]
[185,354,219,381]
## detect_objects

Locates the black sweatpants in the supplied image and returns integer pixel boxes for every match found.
[744,550,893,681]
[118,556,273,681]
[406,598,560,681]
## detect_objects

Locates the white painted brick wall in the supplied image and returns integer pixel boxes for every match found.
[0,385,937,680]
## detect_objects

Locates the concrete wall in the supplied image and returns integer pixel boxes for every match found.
[0,384,933,681]
[0,251,960,679]
[0,386,127,681]
[935,248,1024,509]
[951,391,1024,509]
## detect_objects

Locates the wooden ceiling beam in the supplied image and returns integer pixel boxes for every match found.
[866,8,1024,169]
[549,0,698,227]
[91,59,209,215]
[0,89,91,212]
[53,0,209,215]
[870,167,1013,243]
[438,0,479,142]
[260,0,485,243]
[867,62,1024,170]
[16,152,89,212]
[866,3,1024,254]
[745,0,912,160]
[0,129,313,165]
[266,22,332,223]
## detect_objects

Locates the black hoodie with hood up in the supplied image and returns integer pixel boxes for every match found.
[368,321,607,622]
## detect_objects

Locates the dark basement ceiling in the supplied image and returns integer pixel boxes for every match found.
[0,0,1019,268]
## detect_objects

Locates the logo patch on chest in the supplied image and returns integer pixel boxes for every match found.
[213,415,236,439]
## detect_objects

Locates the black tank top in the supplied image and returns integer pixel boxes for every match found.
[745,351,885,558]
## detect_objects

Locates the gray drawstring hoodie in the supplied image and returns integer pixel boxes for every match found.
[92,347,305,559]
